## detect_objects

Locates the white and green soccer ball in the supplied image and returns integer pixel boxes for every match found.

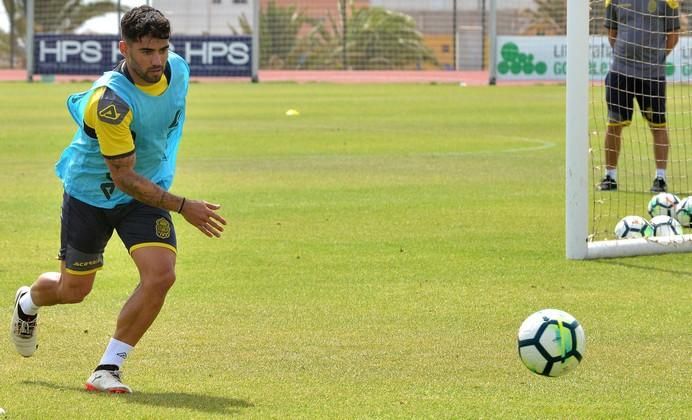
[674,196,692,228]
[517,309,586,377]
[614,215,653,239]
[650,215,683,237]
[647,193,680,218]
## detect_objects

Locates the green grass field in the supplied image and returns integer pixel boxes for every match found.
[0,82,690,419]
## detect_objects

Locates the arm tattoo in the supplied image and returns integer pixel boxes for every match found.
[106,155,180,212]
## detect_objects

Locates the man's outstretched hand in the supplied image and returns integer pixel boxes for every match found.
[180,200,227,238]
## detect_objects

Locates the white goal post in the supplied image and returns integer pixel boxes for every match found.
[565,0,692,259]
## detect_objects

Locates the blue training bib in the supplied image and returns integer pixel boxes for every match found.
[56,52,189,208]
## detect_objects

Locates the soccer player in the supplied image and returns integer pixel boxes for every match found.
[9,6,226,393]
[599,0,680,192]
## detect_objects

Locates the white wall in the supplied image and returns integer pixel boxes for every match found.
[152,0,252,35]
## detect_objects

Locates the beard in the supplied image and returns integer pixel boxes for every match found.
[133,64,163,84]
[126,57,164,84]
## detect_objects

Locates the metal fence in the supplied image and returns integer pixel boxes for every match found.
[0,0,565,73]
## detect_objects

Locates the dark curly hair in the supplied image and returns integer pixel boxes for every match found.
[120,5,170,43]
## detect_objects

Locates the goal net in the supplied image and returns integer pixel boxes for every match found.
[567,0,692,259]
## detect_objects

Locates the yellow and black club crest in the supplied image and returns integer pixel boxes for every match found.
[155,217,171,239]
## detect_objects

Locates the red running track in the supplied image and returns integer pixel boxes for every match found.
[0,69,491,85]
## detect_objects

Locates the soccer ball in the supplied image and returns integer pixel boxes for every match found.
[674,196,692,228]
[650,215,683,236]
[614,215,653,239]
[517,309,585,377]
[647,193,680,217]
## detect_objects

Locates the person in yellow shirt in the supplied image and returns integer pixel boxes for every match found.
[10,6,227,394]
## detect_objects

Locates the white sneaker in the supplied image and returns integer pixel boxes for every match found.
[85,370,133,394]
[9,286,38,357]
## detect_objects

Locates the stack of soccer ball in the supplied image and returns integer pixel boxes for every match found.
[614,193,692,239]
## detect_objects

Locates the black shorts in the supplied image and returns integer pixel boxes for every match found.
[605,71,667,126]
[59,192,177,275]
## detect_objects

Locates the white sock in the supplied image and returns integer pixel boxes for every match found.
[98,338,134,369]
[19,292,40,316]
[606,169,617,180]
[656,169,666,179]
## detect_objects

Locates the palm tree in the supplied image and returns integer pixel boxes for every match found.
[3,0,126,66]
[233,1,437,70]
[0,29,9,65]
[4,0,125,34]
[301,1,437,70]
[679,2,691,32]
[338,4,437,70]
[527,0,688,36]
[522,0,566,35]
[232,0,317,69]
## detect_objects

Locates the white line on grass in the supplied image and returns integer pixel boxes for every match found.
[415,136,556,158]
[185,136,557,165]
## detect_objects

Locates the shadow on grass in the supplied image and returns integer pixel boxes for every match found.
[22,380,254,415]
[593,259,692,277]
